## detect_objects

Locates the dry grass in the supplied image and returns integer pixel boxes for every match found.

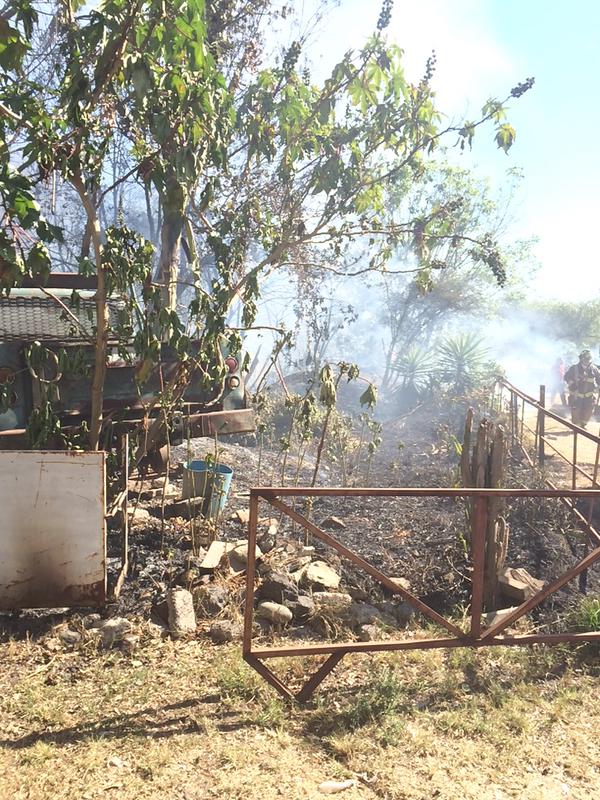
[1,632,600,800]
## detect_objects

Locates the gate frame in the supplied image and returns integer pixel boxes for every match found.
[243,487,600,702]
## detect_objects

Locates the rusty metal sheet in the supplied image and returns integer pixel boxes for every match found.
[0,450,106,608]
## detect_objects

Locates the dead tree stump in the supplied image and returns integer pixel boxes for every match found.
[461,410,509,611]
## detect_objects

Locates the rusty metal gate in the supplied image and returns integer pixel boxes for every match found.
[0,450,107,608]
[243,487,600,702]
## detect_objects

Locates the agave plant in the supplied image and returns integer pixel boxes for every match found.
[436,333,490,394]
[391,345,436,394]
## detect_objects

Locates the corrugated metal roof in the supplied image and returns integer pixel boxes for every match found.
[0,296,123,343]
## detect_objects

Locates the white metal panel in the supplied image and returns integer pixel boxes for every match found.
[0,450,106,608]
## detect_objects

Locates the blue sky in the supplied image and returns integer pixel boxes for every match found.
[303,0,600,300]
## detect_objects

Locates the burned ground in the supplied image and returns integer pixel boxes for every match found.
[1,398,596,646]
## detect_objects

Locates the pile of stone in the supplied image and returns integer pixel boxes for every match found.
[252,553,414,642]
[47,505,416,653]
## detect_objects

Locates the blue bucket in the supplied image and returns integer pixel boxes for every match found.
[182,460,233,519]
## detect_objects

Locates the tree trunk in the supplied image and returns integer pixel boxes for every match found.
[75,182,107,451]
[144,183,156,243]
[157,180,186,312]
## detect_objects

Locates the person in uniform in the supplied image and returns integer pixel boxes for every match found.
[564,350,600,428]
[550,357,567,406]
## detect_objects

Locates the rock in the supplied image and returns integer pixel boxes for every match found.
[234,508,250,524]
[199,541,229,570]
[148,477,177,492]
[161,482,179,499]
[210,620,243,644]
[259,571,299,604]
[302,546,316,556]
[136,481,178,500]
[82,613,102,629]
[389,577,411,593]
[167,588,197,638]
[348,602,381,627]
[312,592,353,614]
[498,567,544,603]
[120,634,138,655]
[288,555,313,575]
[101,617,133,647]
[483,606,519,628]
[301,560,341,591]
[376,600,414,626]
[396,602,415,625]
[321,516,347,530]
[128,506,151,524]
[256,601,293,625]
[318,779,357,794]
[196,584,230,616]
[258,534,276,554]
[59,628,81,647]
[228,541,262,573]
[289,595,316,622]
[358,624,380,642]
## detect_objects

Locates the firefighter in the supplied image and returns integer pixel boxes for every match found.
[564,350,600,428]
[550,357,567,406]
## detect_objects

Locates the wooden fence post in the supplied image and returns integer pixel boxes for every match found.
[462,413,508,612]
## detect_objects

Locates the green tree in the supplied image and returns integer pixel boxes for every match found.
[379,163,533,394]
[526,299,600,352]
[0,0,533,452]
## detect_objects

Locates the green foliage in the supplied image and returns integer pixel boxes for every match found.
[527,299,600,351]
[0,1,534,451]
[216,653,266,702]
[312,664,409,739]
[318,363,338,408]
[436,333,490,394]
[0,162,62,295]
[26,400,61,449]
[392,345,435,394]
[570,597,600,632]
[380,162,531,396]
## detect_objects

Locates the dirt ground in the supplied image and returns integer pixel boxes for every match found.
[523,405,600,486]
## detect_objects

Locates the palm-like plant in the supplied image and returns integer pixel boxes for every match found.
[391,345,436,395]
[436,333,490,394]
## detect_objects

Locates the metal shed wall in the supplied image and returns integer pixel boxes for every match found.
[0,451,106,608]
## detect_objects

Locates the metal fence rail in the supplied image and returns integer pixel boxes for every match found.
[493,378,600,566]
[492,378,600,488]
[243,486,600,702]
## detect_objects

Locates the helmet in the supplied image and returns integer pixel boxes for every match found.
[579,349,592,362]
